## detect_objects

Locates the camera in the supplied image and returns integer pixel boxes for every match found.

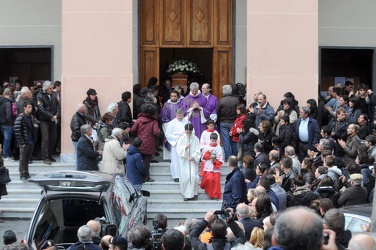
[150,220,164,250]
[214,209,230,217]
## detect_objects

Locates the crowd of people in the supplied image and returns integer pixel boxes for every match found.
[2,76,376,249]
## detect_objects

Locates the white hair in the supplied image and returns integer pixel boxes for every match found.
[20,87,31,96]
[189,82,199,90]
[107,102,118,113]
[42,81,52,91]
[112,128,123,137]
[222,85,232,95]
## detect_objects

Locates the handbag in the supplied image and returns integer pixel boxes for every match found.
[0,167,11,184]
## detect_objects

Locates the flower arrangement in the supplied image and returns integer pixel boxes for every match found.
[165,59,201,76]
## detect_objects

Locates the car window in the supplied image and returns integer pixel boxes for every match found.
[113,176,133,235]
[347,217,369,233]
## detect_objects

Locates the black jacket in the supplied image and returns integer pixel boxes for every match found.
[77,135,100,171]
[70,112,88,142]
[117,100,133,125]
[217,94,240,123]
[0,96,13,126]
[14,113,35,145]
[190,219,246,250]
[37,91,60,121]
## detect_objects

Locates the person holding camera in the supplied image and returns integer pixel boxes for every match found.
[189,210,246,250]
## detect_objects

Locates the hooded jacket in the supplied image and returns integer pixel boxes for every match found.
[0,96,13,126]
[126,145,148,185]
[130,113,160,155]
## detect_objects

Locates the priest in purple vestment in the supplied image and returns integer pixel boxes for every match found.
[180,82,207,138]
[161,90,181,123]
[201,83,218,123]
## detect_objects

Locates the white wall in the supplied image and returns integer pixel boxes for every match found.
[0,0,62,81]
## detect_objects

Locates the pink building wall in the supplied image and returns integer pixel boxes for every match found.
[247,1,318,110]
[61,1,133,159]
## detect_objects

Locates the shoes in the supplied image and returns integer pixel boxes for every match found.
[155,152,160,156]
[3,157,9,161]
[184,196,197,201]
[20,176,27,181]
[145,177,155,182]
[13,156,19,161]
[49,157,56,162]
[44,159,52,165]
[151,160,159,163]
[25,174,31,179]
[174,178,179,182]
[157,148,162,152]
[29,160,33,164]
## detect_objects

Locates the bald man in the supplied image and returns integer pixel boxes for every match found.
[272,207,336,250]
[348,233,376,250]
[87,220,101,244]
[99,235,112,250]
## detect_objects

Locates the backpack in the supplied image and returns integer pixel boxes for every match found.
[205,242,231,250]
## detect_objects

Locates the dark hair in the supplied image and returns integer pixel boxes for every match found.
[359,113,368,121]
[161,229,184,250]
[333,87,342,96]
[260,120,272,132]
[121,91,132,102]
[242,117,256,132]
[154,213,167,230]
[357,144,373,164]
[349,97,360,109]
[255,193,273,216]
[133,84,141,95]
[358,83,367,91]
[23,101,33,108]
[281,157,292,169]
[319,198,334,215]
[143,105,156,116]
[210,133,218,140]
[210,218,227,238]
[284,92,295,100]
[206,119,215,126]
[185,123,194,131]
[133,137,143,148]
[319,176,334,187]
[366,135,376,146]
[316,166,327,175]
[340,94,348,103]
[281,115,290,123]
[263,226,274,250]
[347,163,361,175]
[128,226,151,248]
[53,80,61,88]
[242,155,254,167]
[147,76,158,88]
[3,230,17,245]
[118,122,130,130]
[102,112,114,123]
[293,175,306,187]
[259,176,271,190]
[237,104,247,115]
[321,125,332,136]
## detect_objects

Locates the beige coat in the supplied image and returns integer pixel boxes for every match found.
[100,136,127,174]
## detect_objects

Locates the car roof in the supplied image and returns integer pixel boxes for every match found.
[340,203,373,217]
[28,170,114,193]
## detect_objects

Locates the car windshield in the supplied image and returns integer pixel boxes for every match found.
[31,197,106,249]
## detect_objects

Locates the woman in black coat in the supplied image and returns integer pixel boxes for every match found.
[239,117,259,158]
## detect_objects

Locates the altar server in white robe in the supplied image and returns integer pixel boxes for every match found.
[176,123,201,201]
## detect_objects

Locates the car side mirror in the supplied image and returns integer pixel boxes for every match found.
[141,190,150,197]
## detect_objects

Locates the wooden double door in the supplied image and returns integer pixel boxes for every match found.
[140,0,233,98]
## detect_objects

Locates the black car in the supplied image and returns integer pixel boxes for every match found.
[24,171,149,249]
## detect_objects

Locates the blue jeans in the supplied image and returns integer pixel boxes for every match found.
[72,141,78,170]
[220,122,237,160]
[1,125,13,158]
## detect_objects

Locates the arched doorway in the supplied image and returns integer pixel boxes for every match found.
[140,0,233,98]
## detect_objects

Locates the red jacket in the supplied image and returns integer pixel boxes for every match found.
[130,113,160,155]
[230,114,247,142]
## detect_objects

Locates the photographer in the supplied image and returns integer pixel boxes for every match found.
[189,210,246,250]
